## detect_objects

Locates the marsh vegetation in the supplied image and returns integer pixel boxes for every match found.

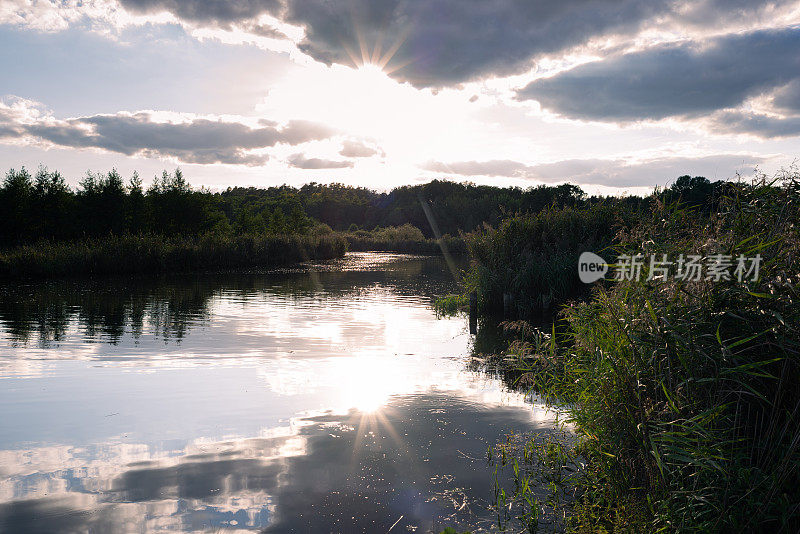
[460,171,800,532]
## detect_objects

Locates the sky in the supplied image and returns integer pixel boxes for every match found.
[0,0,798,194]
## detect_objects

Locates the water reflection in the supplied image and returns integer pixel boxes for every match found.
[1,393,556,533]
[0,276,211,346]
[0,253,562,532]
[0,253,448,348]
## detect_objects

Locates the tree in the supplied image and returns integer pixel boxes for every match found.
[31,166,72,240]
[662,175,720,211]
[0,167,33,245]
[126,171,145,234]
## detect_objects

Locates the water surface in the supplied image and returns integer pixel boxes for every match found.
[0,253,558,533]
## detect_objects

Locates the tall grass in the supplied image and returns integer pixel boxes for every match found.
[344,224,467,254]
[0,233,348,278]
[487,173,800,532]
[464,202,638,317]
[433,293,469,316]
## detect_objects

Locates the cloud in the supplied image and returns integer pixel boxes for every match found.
[772,79,800,113]
[423,159,527,177]
[118,0,283,27]
[111,0,799,89]
[284,0,680,88]
[279,120,338,144]
[240,20,288,40]
[703,110,800,138]
[422,154,765,187]
[6,1,797,90]
[518,27,800,124]
[287,153,353,169]
[108,0,677,88]
[339,140,379,158]
[0,0,111,32]
[0,97,338,166]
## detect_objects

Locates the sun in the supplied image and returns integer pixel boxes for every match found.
[340,18,411,75]
[298,62,406,136]
[340,355,395,414]
[258,30,487,181]
[351,385,389,414]
[355,62,387,79]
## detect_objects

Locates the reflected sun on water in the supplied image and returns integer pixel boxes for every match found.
[0,253,563,532]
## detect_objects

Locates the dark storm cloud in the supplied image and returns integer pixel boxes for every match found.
[422,154,764,187]
[288,153,354,169]
[0,106,337,166]
[518,27,800,123]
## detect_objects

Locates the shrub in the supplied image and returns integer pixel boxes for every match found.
[464,202,638,317]
[553,174,800,531]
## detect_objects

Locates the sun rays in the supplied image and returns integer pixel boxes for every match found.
[349,402,415,483]
[340,12,413,76]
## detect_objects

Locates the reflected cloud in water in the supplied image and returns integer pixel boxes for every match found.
[0,392,558,533]
[0,253,566,532]
[0,254,464,377]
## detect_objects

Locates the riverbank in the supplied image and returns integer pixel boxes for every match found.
[345,234,466,255]
[0,231,468,279]
[0,233,348,278]
[462,174,800,532]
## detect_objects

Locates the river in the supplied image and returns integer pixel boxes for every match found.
[0,252,561,533]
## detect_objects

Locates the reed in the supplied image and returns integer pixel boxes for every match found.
[464,202,638,317]
[471,172,800,532]
[344,224,467,254]
[433,293,469,316]
[0,233,348,279]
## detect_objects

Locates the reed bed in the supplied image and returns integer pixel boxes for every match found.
[464,202,638,317]
[0,233,348,278]
[344,224,467,254]
[479,174,800,532]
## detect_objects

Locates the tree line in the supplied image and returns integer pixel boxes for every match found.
[0,165,725,249]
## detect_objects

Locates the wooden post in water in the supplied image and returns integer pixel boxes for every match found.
[503,292,513,318]
[469,291,477,334]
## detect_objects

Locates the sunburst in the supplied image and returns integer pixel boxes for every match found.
[340,14,413,76]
